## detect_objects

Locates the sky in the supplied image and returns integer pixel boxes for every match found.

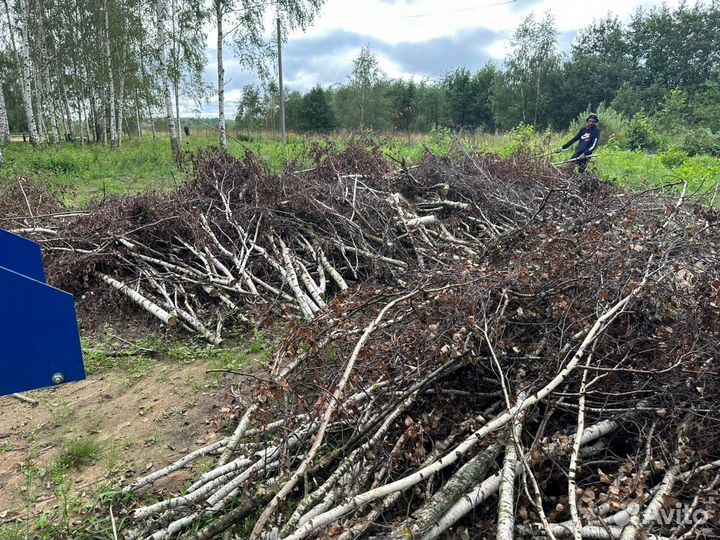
[189,0,682,117]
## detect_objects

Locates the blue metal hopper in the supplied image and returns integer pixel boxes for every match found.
[0,229,85,396]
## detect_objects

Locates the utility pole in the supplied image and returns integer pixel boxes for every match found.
[276,16,286,143]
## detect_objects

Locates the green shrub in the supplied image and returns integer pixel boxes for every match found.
[656,88,691,133]
[627,111,668,152]
[504,123,540,156]
[681,128,720,157]
[672,155,720,194]
[428,124,456,153]
[659,149,689,169]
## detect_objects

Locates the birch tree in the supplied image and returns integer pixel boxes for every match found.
[38,0,60,144]
[0,76,10,144]
[491,11,561,130]
[349,45,384,129]
[156,0,181,163]
[4,0,39,146]
[103,0,117,147]
[215,0,227,148]
[212,0,325,149]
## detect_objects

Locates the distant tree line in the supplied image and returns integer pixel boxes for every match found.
[0,0,323,165]
[0,0,718,161]
[237,2,720,152]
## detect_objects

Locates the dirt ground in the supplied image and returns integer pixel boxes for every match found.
[0,356,238,533]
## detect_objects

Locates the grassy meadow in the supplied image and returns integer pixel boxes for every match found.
[1,129,718,206]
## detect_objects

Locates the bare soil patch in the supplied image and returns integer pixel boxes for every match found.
[0,357,233,525]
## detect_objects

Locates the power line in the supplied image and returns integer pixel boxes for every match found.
[379,0,518,21]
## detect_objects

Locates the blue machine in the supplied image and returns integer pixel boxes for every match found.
[0,229,85,396]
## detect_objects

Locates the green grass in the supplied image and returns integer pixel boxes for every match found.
[0,524,25,540]
[55,438,103,469]
[0,134,327,205]
[1,131,717,207]
[593,148,720,197]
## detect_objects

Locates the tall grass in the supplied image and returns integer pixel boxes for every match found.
[1,131,717,206]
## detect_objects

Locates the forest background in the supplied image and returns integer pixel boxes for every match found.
[0,0,719,197]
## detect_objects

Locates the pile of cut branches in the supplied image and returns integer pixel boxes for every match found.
[3,144,719,539]
[5,144,620,341]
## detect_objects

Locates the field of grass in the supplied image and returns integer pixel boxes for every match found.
[1,130,718,206]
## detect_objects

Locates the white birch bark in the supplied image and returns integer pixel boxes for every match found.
[215,0,227,149]
[0,19,11,146]
[35,0,59,145]
[116,0,126,146]
[33,74,47,143]
[135,93,143,138]
[79,97,89,144]
[13,0,40,146]
[60,79,75,142]
[496,418,523,540]
[0,79,10,144]
[103,0,116,148]
[618,463,680,540]
[283,273,652,540]
[117,57,125,147]
[171,0,181,143]
[97,273,178,327]
[249,290,420,540]
[568,369,589,540]
[148,106,157,139]
[156,0,181,163]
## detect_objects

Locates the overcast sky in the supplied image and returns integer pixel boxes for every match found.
[190,0,681,117]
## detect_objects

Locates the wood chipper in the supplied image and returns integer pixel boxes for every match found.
[0,229,85,396]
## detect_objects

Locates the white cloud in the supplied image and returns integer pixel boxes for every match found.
[189,0,685,113]
[290,0,682,45]
[290,0,518,44]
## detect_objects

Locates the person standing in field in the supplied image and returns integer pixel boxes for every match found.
[558,113,600,172]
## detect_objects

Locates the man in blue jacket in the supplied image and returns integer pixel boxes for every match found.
[558,113,600,172]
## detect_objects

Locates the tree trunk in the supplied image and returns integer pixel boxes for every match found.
[117,60,126,147]
[60,79,75,142]
[103,95,109,145]
[78,97,87,145]
[174,84,181,143]
[33,75,47,143]
[534,75,540,126]
[36,0,60,145]
[135,92,143,139]
[360,88,365,129]
[171,0,181,143]
[0,78,10,144]
[90,91,99,143]
[156,0,181,164]
[103,0,117,148]
[148,105,156,139]
[13,0,40,146]
[138,29,154,141]
[1,0,18,145]
[216,0,227,150]
[116,0,127,147]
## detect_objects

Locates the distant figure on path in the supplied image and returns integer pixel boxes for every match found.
[183,125,190,137]
[558,113,600,172]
